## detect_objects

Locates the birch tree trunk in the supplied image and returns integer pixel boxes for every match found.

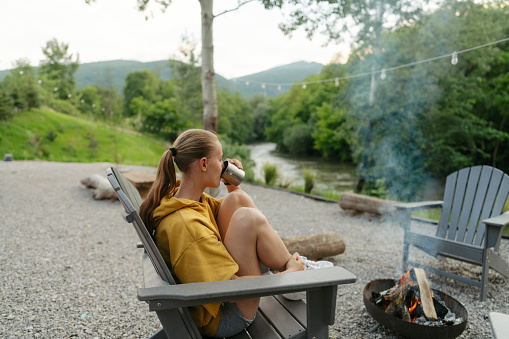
[199,0,218,132]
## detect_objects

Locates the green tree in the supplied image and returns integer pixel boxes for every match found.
[249,93,270,141]
[266,63,350,156]
[0,86,13,121]
[345,1,509,199]
[143,98,188,140]
[313,103,351,161]
[217,89,254,144]
[39,38,79,101]
[170,36,203,127]
[123,70,161,117]
[2,60,40,112]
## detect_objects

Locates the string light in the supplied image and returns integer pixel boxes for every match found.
[235,37,509,90]
[451,52,458,65]
[380,69,386,80]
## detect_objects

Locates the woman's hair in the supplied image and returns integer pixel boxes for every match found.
[139,129,218,234]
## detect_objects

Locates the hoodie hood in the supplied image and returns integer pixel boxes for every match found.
[152,180,220,232]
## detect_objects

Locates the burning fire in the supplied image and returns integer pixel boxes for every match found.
[409,299,420,316]
[397,271,410,286]
[369,269,462,328]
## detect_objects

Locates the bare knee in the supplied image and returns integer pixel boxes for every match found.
[230,207,268,234]
[222,190,256,210]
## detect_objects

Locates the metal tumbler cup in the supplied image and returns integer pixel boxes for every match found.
[221,161,245,186]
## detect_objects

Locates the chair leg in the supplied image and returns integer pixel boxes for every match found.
[480,250,490,302]
[149,328,168,339]
[402,242,409,272]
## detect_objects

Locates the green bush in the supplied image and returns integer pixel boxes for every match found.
[283,124,314,155]
[45,129,58,142]
[262,162,279,186]
[303,168,315,193]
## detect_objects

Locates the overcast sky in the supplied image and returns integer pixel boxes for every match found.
[0,0,349,79]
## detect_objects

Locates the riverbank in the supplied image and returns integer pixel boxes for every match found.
[1,161,507,338]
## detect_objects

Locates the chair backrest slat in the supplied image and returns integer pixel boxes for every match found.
[455,166,482,242]
[436,171,458,238]
[474,168,504,247]
[116,169,143,211]
[462,166,492,244]
[446,168,470,241]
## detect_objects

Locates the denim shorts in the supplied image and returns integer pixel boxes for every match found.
[213,302,255,338]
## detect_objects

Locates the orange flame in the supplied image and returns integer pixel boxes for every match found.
[409,298,420,322]
[397,271,410,286]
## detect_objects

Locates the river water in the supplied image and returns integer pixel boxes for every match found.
[248,142,356,194]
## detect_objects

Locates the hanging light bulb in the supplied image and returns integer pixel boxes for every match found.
[245,81,249,86]
[335,78,339,87]
[380,69,386,80]
[302,83,307,89]
[262,83,266,89]
[277,85,282,91]
[451,52,458,65]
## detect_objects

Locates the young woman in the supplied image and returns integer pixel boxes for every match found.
[139,129,313,337]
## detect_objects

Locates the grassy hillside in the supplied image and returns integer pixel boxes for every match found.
[1,108,168,167]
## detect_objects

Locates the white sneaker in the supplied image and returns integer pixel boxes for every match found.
[283,253,334,300]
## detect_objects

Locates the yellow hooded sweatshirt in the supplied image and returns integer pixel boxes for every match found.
[152,181,239,336]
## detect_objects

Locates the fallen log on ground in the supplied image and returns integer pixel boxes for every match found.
[282,232,345,261]
[123,172,156,198]
[339,192,399,216]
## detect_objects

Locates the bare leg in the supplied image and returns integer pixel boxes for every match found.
[217,191,293,319]
[224,207,291,273]
[216,190,257,240]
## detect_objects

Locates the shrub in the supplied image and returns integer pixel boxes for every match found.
[262,162,279,186]
[45,129,58,142]
[303,168,315,193]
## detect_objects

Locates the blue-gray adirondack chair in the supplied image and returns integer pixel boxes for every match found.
[395,165,509,301]
[106,167,356,339]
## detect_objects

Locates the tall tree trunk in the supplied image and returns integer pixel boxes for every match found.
[199,0,218,132]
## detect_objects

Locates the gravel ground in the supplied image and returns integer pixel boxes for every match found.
[1,161,508,338]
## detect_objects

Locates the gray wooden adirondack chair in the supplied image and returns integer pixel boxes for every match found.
[106,167,356,339]
[395,165,509,301]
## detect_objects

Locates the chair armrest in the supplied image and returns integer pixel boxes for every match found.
[484,211,509,229]
[490,312,509,339]
[394,200,443,212]
[138,266,356,311]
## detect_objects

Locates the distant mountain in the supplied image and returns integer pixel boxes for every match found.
[228,61,325,97]
[0,60,323,98]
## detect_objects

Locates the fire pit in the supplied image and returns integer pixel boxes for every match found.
[363,278,468,339]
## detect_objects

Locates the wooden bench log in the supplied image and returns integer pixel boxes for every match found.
[123,172,156,198]
[339,192,398,216]
[282,232,345,261]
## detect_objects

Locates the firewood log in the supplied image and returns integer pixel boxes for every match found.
[282,232,345,261]
[338,192,398,215]
[414,268,438,321]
